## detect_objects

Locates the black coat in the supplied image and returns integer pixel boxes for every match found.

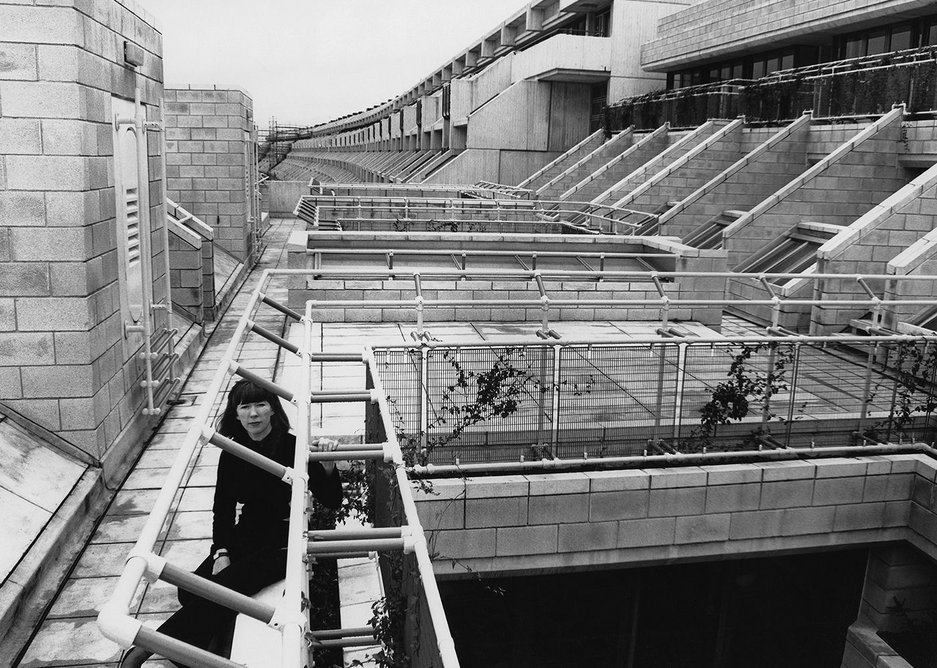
[210,427,342,556]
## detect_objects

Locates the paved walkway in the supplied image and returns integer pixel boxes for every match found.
[16,218,301,668]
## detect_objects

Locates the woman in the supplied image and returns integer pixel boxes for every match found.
[120,379,343,667]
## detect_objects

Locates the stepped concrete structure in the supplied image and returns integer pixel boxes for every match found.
[6,0,937,667]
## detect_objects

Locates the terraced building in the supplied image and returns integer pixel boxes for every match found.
[4,1,937,667]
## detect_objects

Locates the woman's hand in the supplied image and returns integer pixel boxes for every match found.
[212,555,231,575]
[311,437,340,475]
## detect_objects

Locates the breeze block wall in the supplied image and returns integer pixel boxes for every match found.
[0,0,168,468]
[163,85,255,261]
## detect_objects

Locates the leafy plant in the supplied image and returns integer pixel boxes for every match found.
[863,340,937,444]
[681,342,794,452]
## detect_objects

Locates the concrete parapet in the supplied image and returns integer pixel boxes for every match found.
[415,454,937,578]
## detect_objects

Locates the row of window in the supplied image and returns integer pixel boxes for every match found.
[668,13,937,89]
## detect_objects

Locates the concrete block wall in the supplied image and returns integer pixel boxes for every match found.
[859,543,937,634]
[624,131,745,213]
[810,183,937,333]
[166,219,204,323]
[540,130,634,200]
[724,121,906,269]
[0,0,169,464]
[663,125,811,240]
[598,124,720,207]
[642,0,934,71]
[414,454,937,577]
[163,85,256,261]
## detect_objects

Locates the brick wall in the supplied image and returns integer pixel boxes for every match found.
[0,0,168,463]
[163,85,256,261]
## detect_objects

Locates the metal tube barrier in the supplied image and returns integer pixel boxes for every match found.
[363,350,460,666]
[159,562,276,623]
[309,528,403,540]
[230,363,295,402]
[277,301,315,667]
[99,271,293,664]
[134,626,243,668]
[262,293,303,321]
[307,538,407,554]
[308,449,386,461]
[204,428,290,481]
[310,390,373,403]
[410,443,937,477]
[249,320,300,355]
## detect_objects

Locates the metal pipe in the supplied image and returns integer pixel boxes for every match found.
[232,364,295,401]
[307,538,406,554]
[250,321,300,355]
[310,390,373,403]
[267,267,937,282]
[308,449,385,461]
[159,562,276,623]
[411,442,937,477]
[309,528,403,541]
[280,301,314,668]
[205,429,289,480]
[134,625,243,668]
[310,626,375,639]
[364,332,937,350]
[262,294,303,321]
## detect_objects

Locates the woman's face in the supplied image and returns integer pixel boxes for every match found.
[236,400,274,441]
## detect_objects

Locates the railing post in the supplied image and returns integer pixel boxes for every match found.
[672,342,689,442]
[551,345,561,453]
[784,342,802,448]
[761,342,778,433]
[420,344,429,451]
[859,341,878,439]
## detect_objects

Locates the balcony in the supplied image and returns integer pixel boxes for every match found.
[607,46,937,130]
[512,33,611,84]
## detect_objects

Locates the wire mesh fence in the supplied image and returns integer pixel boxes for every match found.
[373,339,937,464]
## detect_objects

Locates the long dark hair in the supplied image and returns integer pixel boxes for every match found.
[216,379,291,440]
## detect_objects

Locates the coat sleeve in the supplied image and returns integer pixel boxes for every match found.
[211,451,239,553]
[308,462,343,509]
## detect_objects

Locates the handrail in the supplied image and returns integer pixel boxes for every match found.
[517,128,605,189]
[614,118,744,209]
[658,112,813,227]
[599,121,712,208]
[723,105,906,239]
[585,124,673,209]
[537,127,634,196]
[99,269,462,667]
[558,127,636,200]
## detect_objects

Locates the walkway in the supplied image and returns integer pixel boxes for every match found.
[15,218,301,668]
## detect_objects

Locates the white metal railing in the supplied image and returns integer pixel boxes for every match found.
[291,267,937,339]
[97,270,459,668]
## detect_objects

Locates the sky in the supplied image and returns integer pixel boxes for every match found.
[133,0,529,131]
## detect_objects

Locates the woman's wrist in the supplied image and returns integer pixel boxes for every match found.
[212,548,229,561]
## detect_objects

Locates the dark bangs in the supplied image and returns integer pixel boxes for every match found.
[229,380,274,407]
